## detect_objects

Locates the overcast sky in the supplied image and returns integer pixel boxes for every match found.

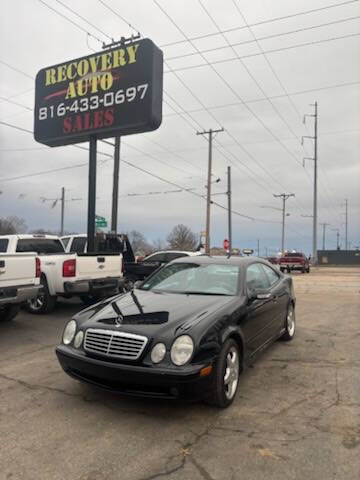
[1,0,359,254]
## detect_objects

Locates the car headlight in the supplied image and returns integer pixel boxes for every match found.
[73,330,84,348]
[151,343,166,364]
[63,320,76,345]
[170,335,194,366]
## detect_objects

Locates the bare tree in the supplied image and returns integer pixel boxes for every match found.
[167,224,197,251]
[152,238,167,252]
[0,216,27,235]
[127,230,152,255]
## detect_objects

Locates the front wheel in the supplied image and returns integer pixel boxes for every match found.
[206,339,241,408]
[281,304,296,341]
[0,305,20,322]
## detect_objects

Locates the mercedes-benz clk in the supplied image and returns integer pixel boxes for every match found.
[56,256,296,408]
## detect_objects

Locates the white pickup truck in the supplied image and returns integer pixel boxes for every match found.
[0,235,125,314]
[0,248,40,321]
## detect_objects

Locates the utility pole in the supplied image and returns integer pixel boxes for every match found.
[257,239,260,257]
[111,137,121,233]
[273,193,295,253]
[60,187,65,236]
[227,166,232,258]
[345,199,348,250]
[196,127,224,254]
[303,101,318,264]
[319,222,330,250]
[332,228,340,250]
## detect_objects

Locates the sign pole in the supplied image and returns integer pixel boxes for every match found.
[227,166,232,259]
[87,135,97,253]
[111,136,121,234]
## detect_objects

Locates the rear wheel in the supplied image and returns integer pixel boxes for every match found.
[281,304,296,341]
[25,278,56,314]
[0,305,20,322]
[206,339,241,408]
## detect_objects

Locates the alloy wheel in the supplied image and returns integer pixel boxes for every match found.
[223,347,239,400]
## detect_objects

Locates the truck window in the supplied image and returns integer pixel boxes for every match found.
[61,237,70,249]
[16,239,65,254]
[0,239,9,252]
[70,237,87,253]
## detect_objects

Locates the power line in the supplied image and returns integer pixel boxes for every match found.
[0,60,34,80]
[160,0,360,48]
[54,0,112,40]
[154,0,309,215]
[165,32,360,74]
[165,15,360,63]
[37,0,103,45]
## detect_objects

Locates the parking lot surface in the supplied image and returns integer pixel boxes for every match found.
[1,267,359,480]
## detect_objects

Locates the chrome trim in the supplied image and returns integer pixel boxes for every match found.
[84,328,148,360]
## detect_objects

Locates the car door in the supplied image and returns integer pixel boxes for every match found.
[243,263,275,356]
[261,264,288,336]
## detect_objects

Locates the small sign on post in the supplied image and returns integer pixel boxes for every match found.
[95,215,107,228]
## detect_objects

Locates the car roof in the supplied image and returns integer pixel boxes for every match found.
[146,250,202,256]
[169,255,274,267]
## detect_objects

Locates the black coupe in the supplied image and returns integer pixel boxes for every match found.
[56,256,296,408]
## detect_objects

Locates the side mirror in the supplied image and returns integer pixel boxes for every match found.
[134,280,143,289]
[248,289,271,301]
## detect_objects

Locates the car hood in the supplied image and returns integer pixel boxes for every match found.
[74,289,235,338]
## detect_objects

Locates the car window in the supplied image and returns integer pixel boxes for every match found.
[143,253,166,263]
[166,252,188,262]
[70,237,87,253]
[261,264,280,286]
[16,239,65,254]
[246,263,270,291]
[0,239,9,253]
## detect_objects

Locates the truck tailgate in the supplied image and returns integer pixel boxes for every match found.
[75,254,122,280]
[0,254,37,288]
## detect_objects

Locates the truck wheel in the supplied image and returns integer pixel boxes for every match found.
[0,305,20,322]
[206,339,241,408]
[25,278,56,314]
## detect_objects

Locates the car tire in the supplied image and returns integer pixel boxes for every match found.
[206,338,241,408]
[25,278,56,314]
[79,294,103,306]
[0,305,20,322]
[281,303,296,341]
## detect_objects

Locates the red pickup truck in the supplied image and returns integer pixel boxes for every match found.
[279,252,310,273]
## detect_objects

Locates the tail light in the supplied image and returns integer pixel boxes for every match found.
[63,259,76,277]
[35,257,41,278]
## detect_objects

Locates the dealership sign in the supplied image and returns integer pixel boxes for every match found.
[34,39,163,146]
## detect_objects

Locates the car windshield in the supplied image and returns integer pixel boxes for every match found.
[140,263,240,295]
[284,252,302,257]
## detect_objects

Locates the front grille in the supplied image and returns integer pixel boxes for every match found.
[84,329,147,360]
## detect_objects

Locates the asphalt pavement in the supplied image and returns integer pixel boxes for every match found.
[1,267,359,480]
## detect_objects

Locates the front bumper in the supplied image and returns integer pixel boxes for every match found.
[63,277,125,295]
[56,345,214,400]
[280,264,304,270]
[0,284,40,305]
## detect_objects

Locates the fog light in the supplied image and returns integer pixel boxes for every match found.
[200,365,213,377]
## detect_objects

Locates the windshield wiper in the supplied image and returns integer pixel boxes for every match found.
[183,291,229,296]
